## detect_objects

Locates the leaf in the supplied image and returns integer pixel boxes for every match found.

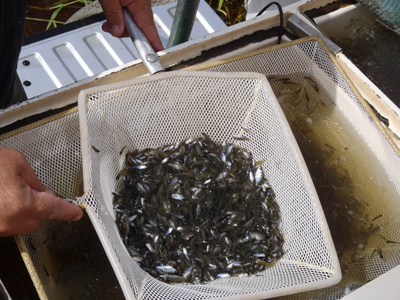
[47,5,63,30]
[218,0,224,10]
[217,8,227,17]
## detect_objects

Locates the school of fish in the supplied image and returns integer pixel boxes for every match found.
[113,133,284,284]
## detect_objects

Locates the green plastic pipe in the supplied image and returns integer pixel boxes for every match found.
[166,0,200,48]
[357,0,400,34]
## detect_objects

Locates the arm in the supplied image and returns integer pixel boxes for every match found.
[0,147,83,236]
[99,0,164,52]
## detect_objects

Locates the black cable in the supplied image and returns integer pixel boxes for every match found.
[256,2,284,44]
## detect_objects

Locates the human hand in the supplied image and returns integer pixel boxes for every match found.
[99,0,164,52]
[0,147,83,236]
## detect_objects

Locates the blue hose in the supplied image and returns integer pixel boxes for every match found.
[357,0,400,34]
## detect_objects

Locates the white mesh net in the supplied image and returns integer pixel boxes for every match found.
[0,110,84,300]
[78,71,340,299]
[2,37,398,300]
[191,37,400,299]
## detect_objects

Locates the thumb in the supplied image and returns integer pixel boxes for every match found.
[99,0,125,37]
[32,190,83,221]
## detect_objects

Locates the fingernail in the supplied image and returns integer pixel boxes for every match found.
[110,25,120,36]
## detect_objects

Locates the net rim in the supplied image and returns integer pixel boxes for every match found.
[77,70,342,299]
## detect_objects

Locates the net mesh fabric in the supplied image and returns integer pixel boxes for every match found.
[1,38,398,300]
[79,71,339,299]
[192,38,400,299]
[0,110,84,300]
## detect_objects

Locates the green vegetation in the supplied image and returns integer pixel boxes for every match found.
[26,0,92,31]
[209,0,247,26]
[25,0,245,35]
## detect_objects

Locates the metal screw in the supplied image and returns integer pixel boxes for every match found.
[22,60,30,66]
[146,54,158,62]
[23,80,31,86]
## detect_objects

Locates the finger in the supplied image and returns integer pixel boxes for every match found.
[102,22,129,37]
[99,0,125,37]
[0,218,42,236]
[32,190,83,222]
[44,187,56,196]
[19,219,43,235]
[127,1,164,51]
[10,149,47,193]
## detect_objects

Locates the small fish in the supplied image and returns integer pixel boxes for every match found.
[248,169,254,183]
[201,132,212,140]
[233,135,250,141]
[171,194,185,201]
[132,164,148,170]
[233,273,249,278]
[156,265,177,275]
[146,243,154,253]
[182,247,190,260]
[119,146,127,155]
[304,76,319,92]
[276,77,291,82]
[163,227,173,239]
[183,266,193,279]
[249,232,266,241]
[371,214,383,222]
[304,89,316,114]
[325,143,336,151]
[254,167,263,185]
[241,125,254,134]
[91,145,100,153]
[253,253,266,258]
[177,227,194,240]
[113,134,283,284]
[256,258,277,268]
[282,80,299,86]
[254,158,267,167]
[227,261,243,269]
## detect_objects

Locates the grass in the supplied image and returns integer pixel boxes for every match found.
[208,0,247,26]
[25,0,246,36]
[26,0,92,32]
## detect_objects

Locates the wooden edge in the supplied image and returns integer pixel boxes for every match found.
[0,107,78,142]
[298,0,338,13]
[13,235,49,300]
[336,53,400,148]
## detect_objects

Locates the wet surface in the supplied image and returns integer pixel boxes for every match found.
[0,212,125,300]
[311,4,400,107]
[268,74,393,271]
[39,211,125,300]
[269,72,400,299]
[0,237,40,300]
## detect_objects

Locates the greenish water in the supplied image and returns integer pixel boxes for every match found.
[316,4,400,106]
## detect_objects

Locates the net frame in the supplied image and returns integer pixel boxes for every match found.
[77,70,341,300]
